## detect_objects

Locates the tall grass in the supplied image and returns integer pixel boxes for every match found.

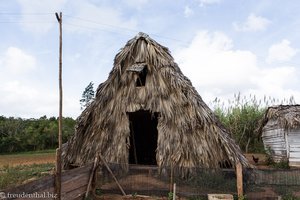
[211,93,296,153]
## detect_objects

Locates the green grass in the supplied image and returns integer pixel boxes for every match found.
[0,163,55,190]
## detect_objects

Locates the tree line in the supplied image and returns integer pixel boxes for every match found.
[0,86,295,154]
[0,82,94,154]
[0,116,76,153]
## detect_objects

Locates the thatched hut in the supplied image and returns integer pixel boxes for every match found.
[257,105,300,167]
[63,32,249,174]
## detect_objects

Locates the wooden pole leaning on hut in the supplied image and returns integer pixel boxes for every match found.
[85,156,99,198]
[99,154,126,196]
[55,12,63,200]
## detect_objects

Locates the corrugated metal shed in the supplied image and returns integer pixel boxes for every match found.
[258,105,300,167]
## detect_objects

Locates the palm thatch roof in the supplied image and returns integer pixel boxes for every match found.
[257,105,300,133]
[63,32,249,173]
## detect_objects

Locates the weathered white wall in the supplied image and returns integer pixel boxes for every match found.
[262,119,287,162]
[287,129,300,167]
[262,120,300,166]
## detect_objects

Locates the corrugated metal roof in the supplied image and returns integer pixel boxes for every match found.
[127,63,146,72]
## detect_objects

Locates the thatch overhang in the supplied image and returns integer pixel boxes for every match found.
[63,32,250,173]
[256,105,300,134]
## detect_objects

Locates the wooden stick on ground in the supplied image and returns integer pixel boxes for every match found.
[85,156,99,198]
[99,154,126,196]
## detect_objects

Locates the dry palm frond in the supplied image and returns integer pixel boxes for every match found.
[257,105,300,133]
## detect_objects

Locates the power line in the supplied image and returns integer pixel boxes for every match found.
[0,12,53,15]
[64,14,190,47]
[0,12,190,46]
[64,14,137,34]
[0,12,299,66]
[64,22,134,37]
[0,21,55,23]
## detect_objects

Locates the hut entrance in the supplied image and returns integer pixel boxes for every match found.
[128,110,159,165]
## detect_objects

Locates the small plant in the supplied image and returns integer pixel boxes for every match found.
[265,147,290,169]
[132,192,138,198]
[95,188,102,196]
[281,193,300,200]
[273,158,290,169]
[238,194,247,200]
[168,192,173,200]
[265,146,275,166]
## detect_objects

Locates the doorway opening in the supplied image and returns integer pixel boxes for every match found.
[127,110,159,165]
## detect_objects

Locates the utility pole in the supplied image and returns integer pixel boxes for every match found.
[55,12,62,200]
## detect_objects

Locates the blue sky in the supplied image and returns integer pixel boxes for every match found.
[0,0,299,118]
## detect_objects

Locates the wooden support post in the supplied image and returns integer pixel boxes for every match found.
[170,162,174,193]
[173,183,176,200]
[55,12,63,200]
[236,162,243,198]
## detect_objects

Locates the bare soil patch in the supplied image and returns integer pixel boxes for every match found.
[0,152,55,167]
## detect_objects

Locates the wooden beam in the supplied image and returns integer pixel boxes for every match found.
[236,162,243,198]
[55,11,63,200]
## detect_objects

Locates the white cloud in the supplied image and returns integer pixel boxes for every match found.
[233,13,271,32]
[253,66,297,93]
[17,0,67,33]
[2,47,36,74]
[175,31,258,93]
[184,6,194,18]
[266,39,298,63]
[197,0,221,7]
[174,31,300,106]
[0,80,79,118]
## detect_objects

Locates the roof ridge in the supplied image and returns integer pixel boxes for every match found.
[135,32,149,40]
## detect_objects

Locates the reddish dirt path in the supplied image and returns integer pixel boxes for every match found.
[0,152,55,167]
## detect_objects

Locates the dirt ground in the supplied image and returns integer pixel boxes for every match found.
[97,154,300,200]
[0,152,264,168]
[244,153,268,168]
[96,194,187,200]
[2,152,299,199]
[0,152,55,167]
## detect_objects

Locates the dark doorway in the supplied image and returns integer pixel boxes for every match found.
[127,110,159,165]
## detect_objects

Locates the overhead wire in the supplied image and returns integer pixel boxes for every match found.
[0,12,190,46]
[63,14,191,47]
[0,12,299,66]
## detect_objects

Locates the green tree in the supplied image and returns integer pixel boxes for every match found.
[80,82,95,110]
[0,116,76,153]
